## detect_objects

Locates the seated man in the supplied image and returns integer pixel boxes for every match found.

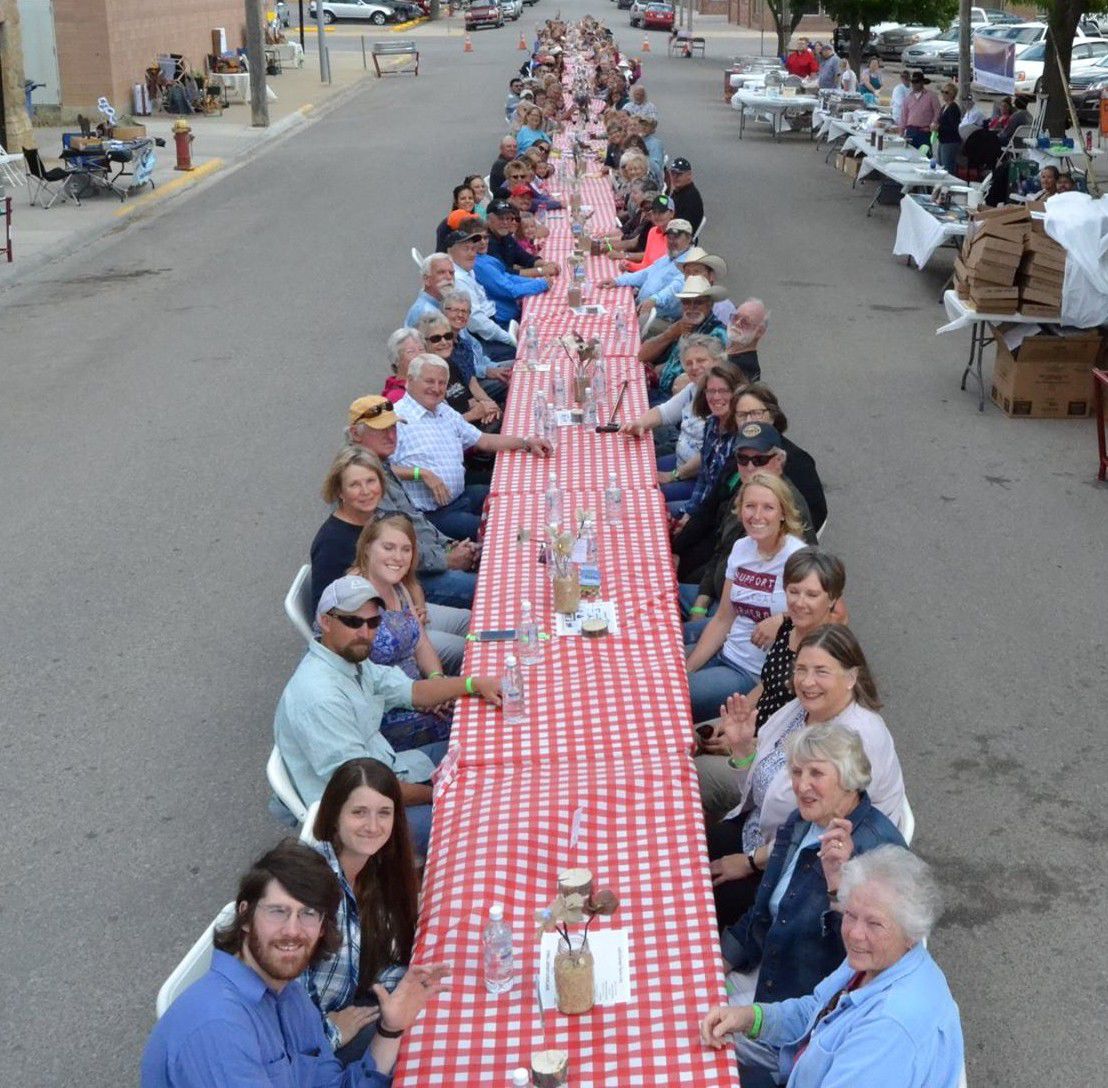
[634,115,666,181]
[141,838,448,1088]
[667,157,704,235]
[464,214,550,325]
[784,37,818,79]
[392,354,551,539]
[273,575,501,854]
[486,198,559,280]
[725,298,770,383]
[642,275,729,403]
[504,77,524,124]
[600,217,694,326]
[490,133,518,194]
[345,396,479,610]
[623,83,658,122]
[404,252,455,329]
[447,226,517,362]
[623,193,676,272]
[680,247,733,323]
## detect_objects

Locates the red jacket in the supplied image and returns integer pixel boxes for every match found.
[623,225,667,273]
[785,50,819,78]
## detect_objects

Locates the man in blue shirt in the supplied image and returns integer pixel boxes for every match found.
[403,252,454,330]
[600,217,694,324]
[142,839,449,1087]
[463,214,549,325]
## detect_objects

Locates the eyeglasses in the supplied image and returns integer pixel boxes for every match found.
[736,453,773,467]
[735,408,770,422]
[425,331,455,344]
[257,903,324,928]
[466,236,489,246]
[328,611,382,631]
[354,402,392,423]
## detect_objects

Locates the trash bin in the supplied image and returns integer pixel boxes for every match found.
[1100,94,1108,137]
[24,79,45,115]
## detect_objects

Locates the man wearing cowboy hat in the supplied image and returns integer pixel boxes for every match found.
[640,275,729,403]
[677,247,732,324]
[600,217,695,323]
[899,70,941,149]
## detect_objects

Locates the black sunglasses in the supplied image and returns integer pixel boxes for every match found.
[354,402,392,423]
[327,611,382,631]
[425,331,455,344]
[736,453,773,467]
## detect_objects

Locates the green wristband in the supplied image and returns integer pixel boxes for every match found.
[748,1003,764,1040]
[412,466,421,481]
[689,606,708,616]
[465,675,475,695]
[428,671,444,680]
[729,752,755,770]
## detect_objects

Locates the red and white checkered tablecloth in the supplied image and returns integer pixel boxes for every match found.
[394,759,735,1088]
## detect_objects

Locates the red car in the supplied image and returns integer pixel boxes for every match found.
[642,2,675,30]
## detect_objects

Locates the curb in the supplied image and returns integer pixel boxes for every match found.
[0,73,373,292]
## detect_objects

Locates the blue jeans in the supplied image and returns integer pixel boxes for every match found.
[677,582,719,620]
[658,453,696,503]
[476,335,516,362]
[425,484,488,540]
[480,377,509,405]
[687,652,759,723]
[405,738,449,856]
[937,140,960,174]
[421,567,478,609]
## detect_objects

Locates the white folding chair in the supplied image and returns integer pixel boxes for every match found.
[638,303,655,337]
[299,800,321,845]
[284,563,314,642]
[899,794,916,846]
[411,246,424,270]
[815,516,828,543]
[693,214,707,242]
[155,901,235,1016]
[0,142,25,187]
[267,745,308,824]
[508,318,519,344]
[958,1063,968,1088]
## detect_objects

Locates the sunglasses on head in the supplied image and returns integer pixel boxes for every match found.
[736,453,773,467]
[355,402,392,423]
[425,331,455,344]
[328,611,382,631]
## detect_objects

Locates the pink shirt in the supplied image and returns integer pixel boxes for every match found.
[900,89,941,130]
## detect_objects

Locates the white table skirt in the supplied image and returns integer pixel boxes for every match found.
[893,195,968,269]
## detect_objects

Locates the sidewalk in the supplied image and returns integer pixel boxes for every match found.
[0,48,376,284]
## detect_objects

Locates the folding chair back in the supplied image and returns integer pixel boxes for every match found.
[692,214,706,242]
[155,901,236,1016]
[283,563,315,642]
[22,147,72,208]
[267,745,308,823]
[899,794,916,846]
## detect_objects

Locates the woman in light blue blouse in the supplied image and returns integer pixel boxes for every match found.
[304,758,419,1064]
[516,105,551,152]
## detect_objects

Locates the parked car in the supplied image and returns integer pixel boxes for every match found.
[308,0,396,24]
[382,0,424,20]
[501,0,523,17]
[1069,54,1108,122]
[981,8,1022,25]
[642,2,675,31]
[616,0,633,8]
[876,25,943,60]
[629,0,649,28]
[975,22,1088,55]
[1014,37,1108,93]
[465,1,504,29]
[522,0,539,7]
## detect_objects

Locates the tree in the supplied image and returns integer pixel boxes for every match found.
[1041,0,1088,137]
[822,0,958,76]
[765,1,805,61]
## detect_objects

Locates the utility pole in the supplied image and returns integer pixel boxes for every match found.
[957,0,971,110]
[298,0,305,49]
[316,0,331,83]
[244,0,270,127]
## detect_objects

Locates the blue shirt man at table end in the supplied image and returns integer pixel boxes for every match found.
[142,839,447,1088]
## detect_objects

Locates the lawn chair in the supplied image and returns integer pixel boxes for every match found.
[0,142,25,188]
[23,147,75,208]
[283,563,315,642]
[267,745,308,824]
[154,901,235,1016]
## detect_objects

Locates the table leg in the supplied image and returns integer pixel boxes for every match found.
[1093,370,1107,481]
[739,106,745,139]
[865,187,880,216]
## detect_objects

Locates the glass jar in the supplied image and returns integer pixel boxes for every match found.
[553,935,594,1015]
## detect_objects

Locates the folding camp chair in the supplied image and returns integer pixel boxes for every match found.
[23,148,75,208]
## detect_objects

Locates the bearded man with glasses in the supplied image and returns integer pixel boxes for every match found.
[274,576,501,853]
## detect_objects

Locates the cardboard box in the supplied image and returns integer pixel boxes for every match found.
[1019,303,1062,319]
[1025,232,1066,260]
[976,219,1029,248]
[989,329,1102,418]
[1020,283,1064,307]
[974,205,1031,225]
[966,236,1023,268]
[111,124,147,140]
[964,253,1018,286]
[1019,253,1066,279]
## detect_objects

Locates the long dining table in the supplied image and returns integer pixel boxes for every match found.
[392,89,739,1088]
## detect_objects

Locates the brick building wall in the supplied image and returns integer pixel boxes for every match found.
[53,0,245,114]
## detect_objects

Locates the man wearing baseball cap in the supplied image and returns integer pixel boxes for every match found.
[462,213,549,325]
[667,157,704,236]
[599,216,694,324]
[446,225,516,362]
[817,42,841,90]
[273,574,501,853]
[486,199,559,280]
[622,193,676,274]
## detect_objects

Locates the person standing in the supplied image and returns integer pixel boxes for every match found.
[935,83,963,173]
[899,71,941,150]
[817,44,841,90]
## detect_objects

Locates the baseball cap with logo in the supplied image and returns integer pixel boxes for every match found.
[347,395,399,430]
[665,218,694,235]
[487,198,520,217]
[650,194,675,213]
[735,421,782,453]
[316,575,386,622]
[670,157,692,173]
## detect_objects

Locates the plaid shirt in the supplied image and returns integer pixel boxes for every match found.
[393,392,482,511]
[682,416,736,517]
[303,841,406,1049]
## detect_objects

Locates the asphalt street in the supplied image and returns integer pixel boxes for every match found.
[0,6,1104,1086]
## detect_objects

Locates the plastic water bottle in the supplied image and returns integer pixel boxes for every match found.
[573,260,586,297]
[482,904,515,994]
[613,310,628,350]
[553,372,568,409]
[583,384,598,426]
[524,325,540,369]
[509,1070,531,1088]
[545,471,562,525]
[580,514,599,565]
[532,389,547,435]
[502,654,527,725]
[516,600,542,665]
[604,473,624,528]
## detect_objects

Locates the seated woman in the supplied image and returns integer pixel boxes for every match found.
[434,184,477,253]
[859,57,882,102]
[463,174,490,219]
[675,382,827,587]
[382,327,424,404]
[413,311,500,430]
[622,334,721,503]
[613,151,650,209]
[707,625,907,929]
[720,724,906,1013]
[351,516,455,752]
[695,548,846,820]
[685,474,809,723]
[304,758,419,1064]
[309,447,470,672]
[516,105,551,152]
[703,847,964,1088]
[439,287,508,406]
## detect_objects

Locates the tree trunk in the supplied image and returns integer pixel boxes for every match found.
[0,0,35,152]
[848,24,868,80]
[957,0,972,110]
[1042,0,1083,138]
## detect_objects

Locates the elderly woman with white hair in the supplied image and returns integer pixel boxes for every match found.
[720,724,906,1010]
[382,328,424,404]
[702,846,964,1088]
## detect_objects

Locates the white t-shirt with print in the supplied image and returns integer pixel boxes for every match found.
[722,534,807,675]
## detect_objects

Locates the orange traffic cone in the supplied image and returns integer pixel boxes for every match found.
[641,33,650,53]
[463,32,473,52]
[518,29,528,50]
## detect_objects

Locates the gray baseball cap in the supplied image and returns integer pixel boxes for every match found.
[316,575,385,621]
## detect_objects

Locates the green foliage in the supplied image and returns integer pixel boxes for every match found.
[822,0,959,35]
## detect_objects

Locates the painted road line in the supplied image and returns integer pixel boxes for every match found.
[114,158,224,217]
